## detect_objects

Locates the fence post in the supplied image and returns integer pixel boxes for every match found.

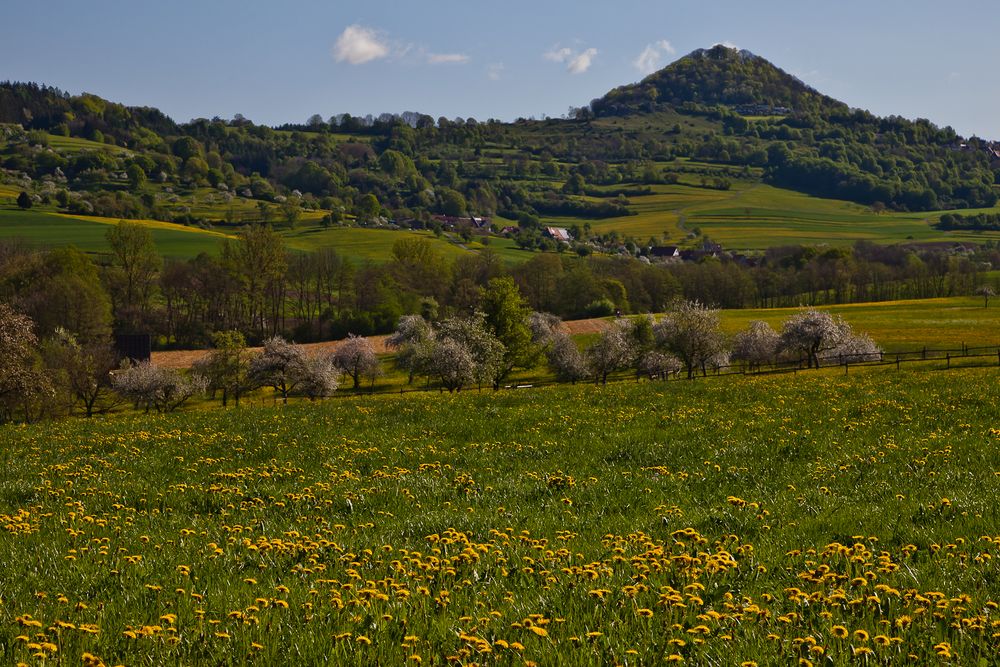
[896,355,900,371]
[845,360,849,375]
[946,353,950,369]
[922,347,927,360]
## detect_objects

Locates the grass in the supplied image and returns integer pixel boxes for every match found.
[717,297,1000,350]
[1,366,999,664]
[45,134,131,154]
[535,180,1000,248]
[281,225,470,263]
[0,208,230,257]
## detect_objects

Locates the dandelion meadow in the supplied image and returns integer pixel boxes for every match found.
[2,366,1000,665]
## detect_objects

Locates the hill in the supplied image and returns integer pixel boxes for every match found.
[592,44,846,117]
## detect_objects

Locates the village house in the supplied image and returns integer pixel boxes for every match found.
[543,227,572,243]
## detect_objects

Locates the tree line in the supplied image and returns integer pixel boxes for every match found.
[0,279,881,424]
[0,223,995,357]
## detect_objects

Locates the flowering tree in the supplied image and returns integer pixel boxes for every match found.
[387,315,435,384]
[547,331,589,383]
[436,313,505,390]
[528,311,562,345]
[0,303,52,422]
[587,318,637,384]
[822,332,882,364]
[653,300,726,378]
[331,334,382,389]
[290,356,340,400]
[638,350,682,380]
[430,337,476,392]
[779,310,852,368]
[111,362,206,413]
[731,320,780,372]
[976,285,996,308]
[250,337,338,402]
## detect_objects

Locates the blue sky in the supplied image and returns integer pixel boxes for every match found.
[4,0,1000,137]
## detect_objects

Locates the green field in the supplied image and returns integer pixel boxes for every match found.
[541,180,1000,248]
[2,366,999,664]
[0,208,231,257]
[282,225,471,263]
[717,297,1000,350]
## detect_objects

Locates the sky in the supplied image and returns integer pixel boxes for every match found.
[4,0,1000,138]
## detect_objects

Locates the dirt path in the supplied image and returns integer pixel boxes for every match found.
[150,319,613,369]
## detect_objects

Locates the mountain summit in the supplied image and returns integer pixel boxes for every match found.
[591,44,847,117]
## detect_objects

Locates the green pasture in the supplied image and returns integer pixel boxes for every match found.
[281,225,470,263]
[2,366,1000,664]
[0,207,228,257]
[718,297,1000,350]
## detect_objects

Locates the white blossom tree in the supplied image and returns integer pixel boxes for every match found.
[250,337,338,402]
[290,356,340,400]
[638,350,682,380]
[430,337,476,392]
[976,285,996,308]
[547,331,589,383]
[587,318,637,384]
[387,315,435,384]
[822,332,882,364]
[435,313,505,390]
[331,334,382,389]
[731,320,780,372]
[653,300,726,378]
[111,362,207,413]
[0,303,52,422]
[779,310,852,368]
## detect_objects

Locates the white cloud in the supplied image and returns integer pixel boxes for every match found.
[333,25,389,65]
[427,53,470,65]
[567,48,598,74]
[544,46,573,63]
[545,45,597,74]
[487,63,505,80]
[633,39,676,75]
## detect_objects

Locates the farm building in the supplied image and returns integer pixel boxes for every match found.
[544,227,572,243]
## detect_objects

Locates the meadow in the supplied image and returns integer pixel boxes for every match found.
[0,208,233,258]
[1,366,999,665]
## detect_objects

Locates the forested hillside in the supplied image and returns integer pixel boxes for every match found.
[2,44,998,240]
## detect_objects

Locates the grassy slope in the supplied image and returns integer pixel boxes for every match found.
[540,179,1000,249]
[0,207,230,257]
[1,368,999,664]
[282,225,470,263]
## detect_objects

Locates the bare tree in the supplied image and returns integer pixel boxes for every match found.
[732,320,780,372]
[42,329,121,417]
[332,334,382,389]
[654,301,726,378]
